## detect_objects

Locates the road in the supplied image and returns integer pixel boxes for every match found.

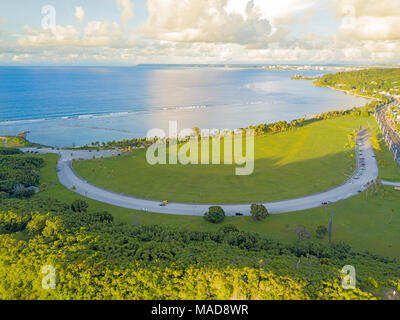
[21,128,380,216]
[375,99,400,164]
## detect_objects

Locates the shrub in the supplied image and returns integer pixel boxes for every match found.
[219,224,239,234]
[71,200,89,213]
[0,148,23,155]
[294,225,312,242]
[90,211,114,223]
[250,204,269,221]
[316,225,328,240]
[204,206,225,224]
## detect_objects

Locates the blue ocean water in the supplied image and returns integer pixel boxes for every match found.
[0,66,370,147]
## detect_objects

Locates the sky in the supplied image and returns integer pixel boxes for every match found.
[0,0,400,65]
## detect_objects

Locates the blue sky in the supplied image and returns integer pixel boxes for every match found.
[0,0,399,65]
[0,0,147,29]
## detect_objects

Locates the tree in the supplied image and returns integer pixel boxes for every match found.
[316,225,328,240]
[71,200,89,213]
[250,204,269,221]
[294,225,312,242]
[204,206,225,224]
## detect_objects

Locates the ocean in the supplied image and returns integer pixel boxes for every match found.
[0,66,370,147]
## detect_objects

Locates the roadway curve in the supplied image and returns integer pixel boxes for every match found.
[21,128,380,216]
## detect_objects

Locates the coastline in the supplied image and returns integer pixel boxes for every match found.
[315,84,379,100]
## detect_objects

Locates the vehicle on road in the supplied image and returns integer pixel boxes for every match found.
[235,212,244,216]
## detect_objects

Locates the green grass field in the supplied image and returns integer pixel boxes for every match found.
[73,117,376,204]
[34,116,400,259]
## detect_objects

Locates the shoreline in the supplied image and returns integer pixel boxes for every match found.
[316,84,379,100]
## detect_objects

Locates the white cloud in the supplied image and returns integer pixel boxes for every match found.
[116,0,134,26]
[12,54,32,62]
[336,0,400,40]
[83,21,124,46]
[336,0,400,18]
[17,21,131,48]
[226,0,318,24]
[138,0,272,47]
[17,25,81,47]
[75,7,85,23]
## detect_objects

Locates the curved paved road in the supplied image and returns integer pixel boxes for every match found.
[22,129,380,216]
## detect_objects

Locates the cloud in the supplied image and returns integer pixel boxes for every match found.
[12,54,32,62]
[336,0,400,40]
[83,21,124,46]
[17,25,81,47]
[226,0,319,24]
[138,0,272,47]
[336,0,400,18]
[5,37,400,65]
[17,21,130,48]
[4,0,400,65]
[75,7,85,23]
[116,0,134,26]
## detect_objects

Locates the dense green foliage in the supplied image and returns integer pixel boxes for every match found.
[0,148,23,155]
[0,155,43,198]
[204,206,225,224]
[0,197,398,300]
[314,68,400,100]
[71,199,89,213]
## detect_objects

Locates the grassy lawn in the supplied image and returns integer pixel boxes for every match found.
[375,138,400,181]
[73,117,376,204]
[35,116,400,259]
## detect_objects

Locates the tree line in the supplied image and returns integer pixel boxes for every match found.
[0,196,398,300]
